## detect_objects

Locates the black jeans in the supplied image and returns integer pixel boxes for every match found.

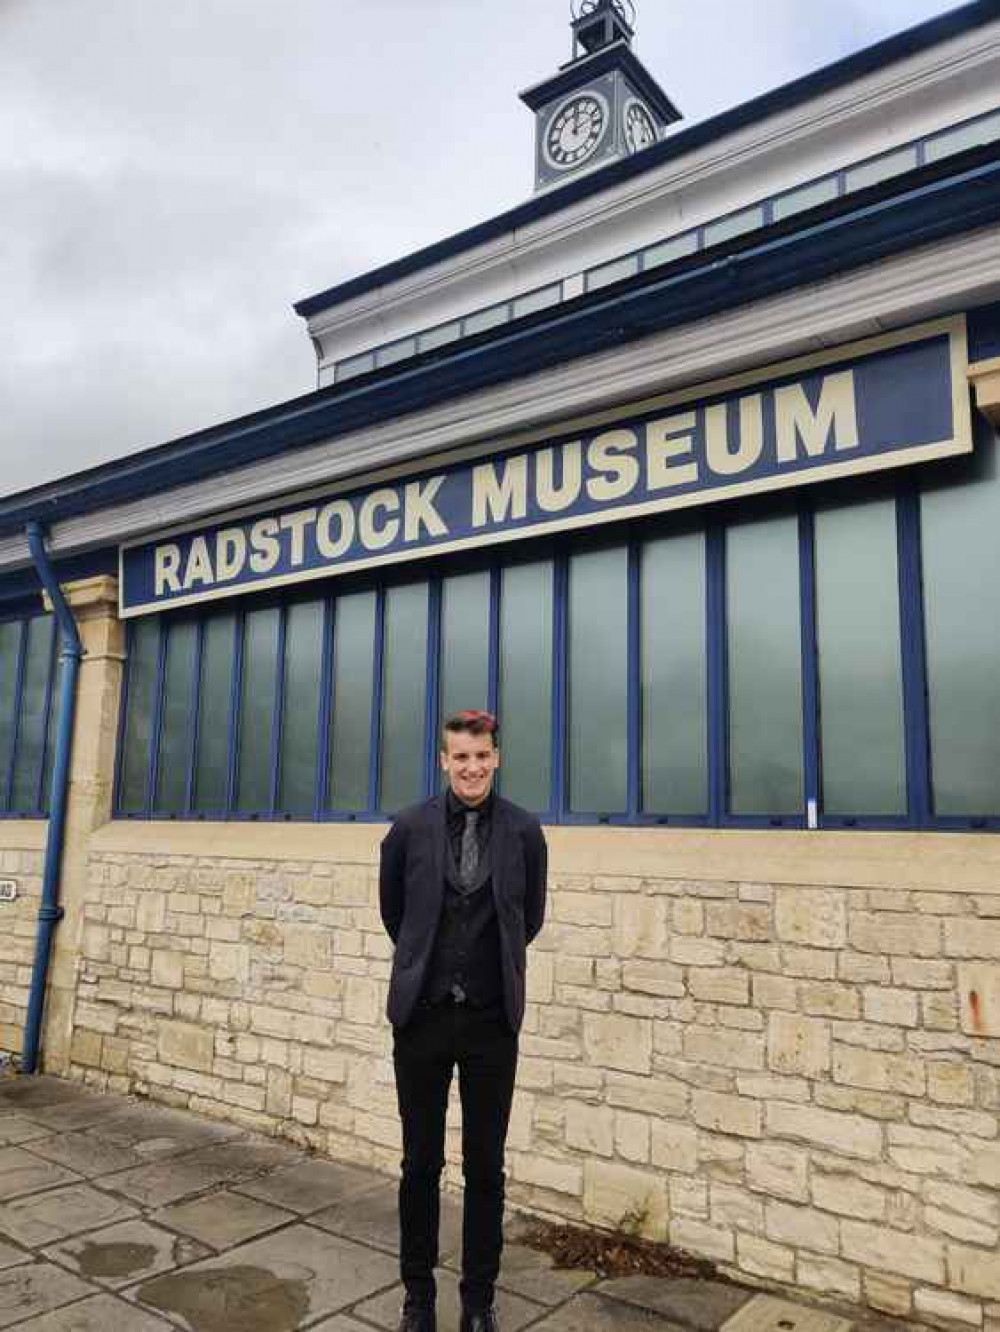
[392,999,518,1313]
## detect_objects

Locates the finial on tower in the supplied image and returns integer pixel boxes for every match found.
[571,0,637,58]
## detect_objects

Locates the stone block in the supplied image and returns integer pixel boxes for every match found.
[615,1112,650,1164]
[583,1160,667,1235]
[927,1060,975,1106]
[841,1219,945,1283]
[613,898,669,959]
[736,1234,795,1282]
[800,982,860,1020]
[949,1243,1000,1299]
[650,1120,698,1174]
[832,1044,925,1096]
[692,1090,762,1138]
[208,942,250,984]
[582,1013,652,1074]
[344,976,381,1026]
[797,1255,861,1302]
[765,1200,839,1254]
[70,1027,103,1068]
[959,964,1000,1037]
[158,1020,214,1073]
[947,919,1000,960]
[768,1102,882,1159]
[752,975,799,1010]
[768,1013,830,1078]
[670,1217,734,1263]
[705,903,771,941]
[864,1271,913,1317]
[151,950,185,989]
[565,1102,614,1157]
[850,912,941,957]
[914,1288,984,1327]
[746,1143,809,1201]
[688,967,750,1005]
[863,987,919,1027]
[811,1172,886,1220]
[775,888,846,949]
[683,1027,764,1071]
[621,961,685,998]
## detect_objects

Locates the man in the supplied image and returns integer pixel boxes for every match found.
[379,709,547,1332]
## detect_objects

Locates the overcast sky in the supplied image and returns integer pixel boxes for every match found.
[1,0,959,499]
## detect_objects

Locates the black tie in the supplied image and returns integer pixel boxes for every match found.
[460,810,480,889]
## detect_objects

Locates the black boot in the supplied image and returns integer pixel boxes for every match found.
[460,1309,499,1332]
[398,1301,436,1332]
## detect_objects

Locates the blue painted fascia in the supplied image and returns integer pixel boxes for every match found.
[0,547,117,607]
[294,0,999,318]
[2,160,1000,542]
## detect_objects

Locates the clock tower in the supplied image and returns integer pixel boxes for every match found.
[520,1,681,193]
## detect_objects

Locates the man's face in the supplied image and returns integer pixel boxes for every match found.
[439,729,499,807]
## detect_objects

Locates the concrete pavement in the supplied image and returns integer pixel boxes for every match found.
[0,1076,914,1332]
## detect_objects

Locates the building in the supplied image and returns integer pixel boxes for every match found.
[3,0,1000,1317]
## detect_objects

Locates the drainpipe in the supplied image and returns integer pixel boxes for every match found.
[21,522,84,1075]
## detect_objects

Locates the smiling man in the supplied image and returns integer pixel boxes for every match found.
[379,710,548,1332]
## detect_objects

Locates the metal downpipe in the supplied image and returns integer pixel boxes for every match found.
[21,522,83,1075]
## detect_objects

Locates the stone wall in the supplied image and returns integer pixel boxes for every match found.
[0,828,46,1056]
[47,820,1000,1330]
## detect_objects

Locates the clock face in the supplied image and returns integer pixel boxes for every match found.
[624,99,657,154]
[543,92,609,170]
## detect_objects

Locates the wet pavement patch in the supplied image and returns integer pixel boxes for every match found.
[74,1238,159,1281]
[137,1264,311,1332]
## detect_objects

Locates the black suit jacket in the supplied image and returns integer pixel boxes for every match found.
[379,794,547,1031]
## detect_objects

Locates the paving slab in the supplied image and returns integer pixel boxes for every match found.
[152,1190,296,1251]
[0,1260,97,1328]
[102,1138,294,1210]
[9,1292,175,1330]
[0,1078,83,1114]
[25,1131,147,1179]
[597,1277,754,1330]
[85,1104,244,1161]
[131,1223,399,1331]
[28,1099,119,1135]
[43,1218,211,1290]
[531,1292,688,1332]
[721,1296,854,1332]
[311,1179,462,1260]
[0,1147,81,1202]
[0,1182,139,1248]
[0,1118,55,1148]
[235,1157,379,1216]
[311,1316,385,1332]
[0,1240,30,1273]
[355,1268,544,1332]
[492,1242,599,1306]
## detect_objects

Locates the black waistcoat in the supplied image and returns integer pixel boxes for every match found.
[420,799,503,1007]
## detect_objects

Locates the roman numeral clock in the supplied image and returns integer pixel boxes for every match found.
[521,0,681,192]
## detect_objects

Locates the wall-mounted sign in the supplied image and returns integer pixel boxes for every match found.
[119,317,971,617]
[0,881,18,903]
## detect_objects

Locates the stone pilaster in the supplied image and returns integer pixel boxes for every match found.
[39,575,125,1073]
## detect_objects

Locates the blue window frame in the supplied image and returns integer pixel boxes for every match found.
[114,422,1000,831]
[0,610,60,818]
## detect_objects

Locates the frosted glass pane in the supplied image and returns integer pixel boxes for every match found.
[922,430,1000,814]
[586,255,639,291]
[329,591,376,812]
[464,305,508,335]
[279,600,324,816]
[380,583,428,811]
[236,607,280,814]
[815,500,905,815]
[772,176,838,221]
[0,622,22,807]
[11,616,55,812]
[513,285,561,318]
[499,561,553,812]
[642,532,707,814]
[728,517,803,816]
[154,620,197,815]
[845,147,917,192]
[336,352,375,382]
[419,322,461,352]
[704,206,763,246]
[193,614,235,813]
[440,572,490,725]
[119,618,160,814]
[376,339,416,368]
[925,111,1000,163]
[569,546,627,813]
[643,232,698,268]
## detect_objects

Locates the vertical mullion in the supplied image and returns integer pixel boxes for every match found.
[369,587,386,813]
[146,620,169,818]
[626,539,641,822]
[799,508,821,828]
[706,524,727,826]
[33,618,59,814]
[897,486,932,826]
[183,620,204,818]
[315,598,335,819]
[269,606,288,817]
[552,553,568,820]
[226,613,244,816]
[5,620,28,812]
[487,567,501,717]
[424,579,442,799]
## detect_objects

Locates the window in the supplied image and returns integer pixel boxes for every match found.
[585,255,640,292]
[0,612,59,817]
[115,434,1000,831]
[845,147,918,193]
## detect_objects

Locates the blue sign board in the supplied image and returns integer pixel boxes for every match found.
[120,318,971,616]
